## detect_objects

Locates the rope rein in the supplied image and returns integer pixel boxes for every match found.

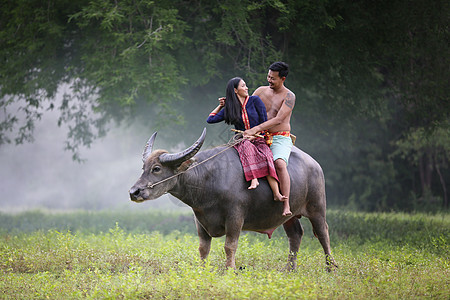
[145,133,248,189]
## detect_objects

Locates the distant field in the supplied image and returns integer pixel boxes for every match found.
[0,210,449,299]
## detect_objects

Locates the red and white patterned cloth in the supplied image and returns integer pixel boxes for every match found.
[234,138,278,182]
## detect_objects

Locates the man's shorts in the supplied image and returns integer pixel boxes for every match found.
[270,135,293,165]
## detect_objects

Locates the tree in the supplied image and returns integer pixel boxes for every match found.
[1,0,192,158]
[392,122,450,207]
[1,0,285,155]
[1,0,448,210]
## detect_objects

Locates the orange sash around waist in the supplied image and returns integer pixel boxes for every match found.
[264,131,291,147]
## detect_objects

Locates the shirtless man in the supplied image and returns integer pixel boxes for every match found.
[244,62,294,216]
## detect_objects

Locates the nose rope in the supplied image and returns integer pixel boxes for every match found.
[145,134,248,189]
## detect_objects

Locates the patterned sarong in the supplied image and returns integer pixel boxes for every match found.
[234,138,278,182]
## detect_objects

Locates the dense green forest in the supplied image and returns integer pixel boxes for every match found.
[1,0,448,211]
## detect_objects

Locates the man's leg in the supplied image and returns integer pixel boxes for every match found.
[275,158,292,216]
[267,175,288,201]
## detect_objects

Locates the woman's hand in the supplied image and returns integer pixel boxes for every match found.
[218,97,226,107]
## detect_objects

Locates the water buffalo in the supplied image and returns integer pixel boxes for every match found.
[129,128,337,271]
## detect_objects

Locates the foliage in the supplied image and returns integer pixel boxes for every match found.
[392,121,450,207]
[0,209,197,235]
[283,0,450,211]
[0,0,449,210]
[0,210,449,298]
[0,0,282,151]
[1,209,448,255]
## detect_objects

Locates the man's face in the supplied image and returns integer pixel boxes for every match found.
[267,70,285,89]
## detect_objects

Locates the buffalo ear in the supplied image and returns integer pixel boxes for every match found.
[176,158,196,172]
[142,132,157,162]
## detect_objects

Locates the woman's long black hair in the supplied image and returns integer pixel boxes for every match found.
[223,77,243,126]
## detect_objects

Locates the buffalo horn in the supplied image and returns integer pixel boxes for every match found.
[159,128,206,167]
[142,132,158,162]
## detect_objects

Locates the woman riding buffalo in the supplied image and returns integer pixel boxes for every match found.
[207,77,287,202]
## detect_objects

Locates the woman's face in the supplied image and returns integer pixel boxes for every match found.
[234,80,249,99]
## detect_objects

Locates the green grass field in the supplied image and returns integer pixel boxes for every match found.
[0,210,448,299]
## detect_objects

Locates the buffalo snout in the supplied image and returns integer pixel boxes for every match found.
[129,185,147,202]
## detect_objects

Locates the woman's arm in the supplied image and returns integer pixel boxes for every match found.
[206,97,226,123]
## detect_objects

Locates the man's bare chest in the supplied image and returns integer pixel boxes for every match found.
[261,94,285,116]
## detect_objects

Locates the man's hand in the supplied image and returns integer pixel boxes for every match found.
[243,128,259,141]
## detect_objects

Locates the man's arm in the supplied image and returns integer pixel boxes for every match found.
[245,91,295,136]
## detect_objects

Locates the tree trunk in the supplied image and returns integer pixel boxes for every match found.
[418,151,433,200]
[435,163,448,208]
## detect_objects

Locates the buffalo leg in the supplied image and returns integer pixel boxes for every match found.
[195,218,212,263]
[282,217,304,271]
[224,235,239,269]
[309,215,338,271]
[224,219,244,269]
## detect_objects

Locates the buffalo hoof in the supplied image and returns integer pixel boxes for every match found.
[284,261,297,272]
[325,255,339,272]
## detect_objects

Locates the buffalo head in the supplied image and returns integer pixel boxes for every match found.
[129,128,206,202]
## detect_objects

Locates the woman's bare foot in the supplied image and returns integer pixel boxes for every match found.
[248,179,259,189]
[274,193,288,202]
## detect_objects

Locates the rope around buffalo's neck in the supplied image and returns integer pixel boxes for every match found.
[145,133,246,189]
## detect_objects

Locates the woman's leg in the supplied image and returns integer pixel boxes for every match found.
[248,178,259,189]
[267,176,288,201]
[234,140,266,185]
